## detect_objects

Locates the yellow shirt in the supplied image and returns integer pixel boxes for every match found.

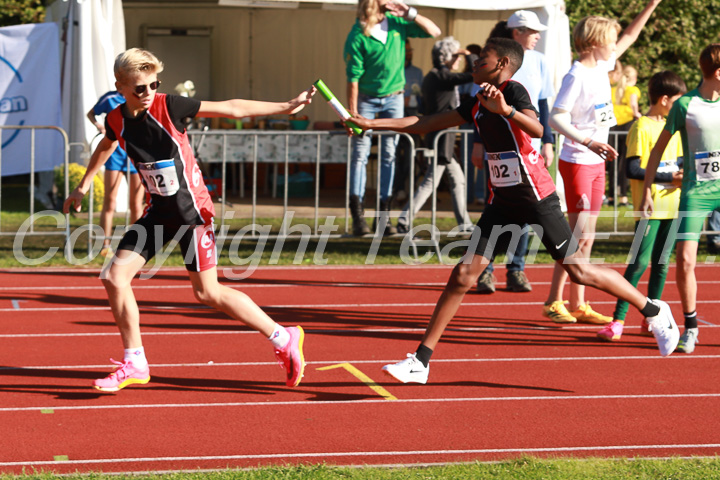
[612,85,641,126]
[628,115,683,220]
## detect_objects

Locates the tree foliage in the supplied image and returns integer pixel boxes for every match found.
[565,0,720,107]
[0,0,45,27]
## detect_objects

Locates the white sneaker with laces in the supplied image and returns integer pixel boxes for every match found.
[382,353,429,384]
[677,328,699,354]
[645,300,680,357]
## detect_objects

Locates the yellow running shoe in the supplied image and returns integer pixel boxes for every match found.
[542,300,576,324]
[571,302,612,324]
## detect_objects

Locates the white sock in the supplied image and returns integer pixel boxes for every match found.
[124,346,148,369]
[268,325,290,349]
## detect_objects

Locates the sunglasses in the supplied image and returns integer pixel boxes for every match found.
[133,80,161,95]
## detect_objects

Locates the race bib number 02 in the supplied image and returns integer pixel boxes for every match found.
[695,151,720,182]
[594,102,617,128]
[487,151,521,187]
[138,159,180,196]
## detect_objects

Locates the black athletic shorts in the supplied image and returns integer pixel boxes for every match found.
[116,213,217,272]
[472,192,577,261]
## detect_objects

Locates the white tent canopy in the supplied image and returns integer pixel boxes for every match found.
[45,0,126,163]
[46,0,570,155]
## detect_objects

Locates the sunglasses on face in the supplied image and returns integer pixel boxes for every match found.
[133,80,161,95]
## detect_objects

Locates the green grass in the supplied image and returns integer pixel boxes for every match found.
[4,457,720,479]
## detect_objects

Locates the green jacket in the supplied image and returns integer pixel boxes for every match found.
[344,15,431,97]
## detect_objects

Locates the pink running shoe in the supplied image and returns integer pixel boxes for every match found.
[93,359,150,392]
[639,317,653,336]
[274,326,305,387]
[597,320,624,342]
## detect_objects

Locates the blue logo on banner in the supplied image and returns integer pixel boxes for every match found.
[1,54,27,148]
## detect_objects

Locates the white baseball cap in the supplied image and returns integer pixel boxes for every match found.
[507,10,548,32]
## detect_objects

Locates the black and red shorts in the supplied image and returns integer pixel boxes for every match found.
[116,214,217,272]
[472,192,577,261]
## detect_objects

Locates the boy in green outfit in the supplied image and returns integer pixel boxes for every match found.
[598,71,686,342]
[641,44,720,353]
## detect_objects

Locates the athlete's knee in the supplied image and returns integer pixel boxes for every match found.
[450,262,482,291]
[101,266,132,291]
[103,196,117,214]
[676,250,696,272]
[564,263,595,286]
[193,284,222,306]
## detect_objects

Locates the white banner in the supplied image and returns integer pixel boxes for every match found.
[0,23,63,176]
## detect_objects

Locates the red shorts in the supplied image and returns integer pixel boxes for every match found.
[559,161,605,214]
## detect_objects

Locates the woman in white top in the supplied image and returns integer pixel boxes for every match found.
[542,0,663,324]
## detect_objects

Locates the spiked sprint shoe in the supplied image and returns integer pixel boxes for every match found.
[382,353,429,384]
[645,300,680,357]
[274,326,306,387]
[571,302,613,324]
[542,300,576,324]
[93,359,150,392]
[597,320,624,342]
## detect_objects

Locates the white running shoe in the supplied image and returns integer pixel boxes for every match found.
[677,328,699,354]
[382,353,429,384]
[645,300,680,357]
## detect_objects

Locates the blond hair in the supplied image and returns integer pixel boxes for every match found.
[114,48,164,83]
[573,16,621,54]
[614,64,638,106]
[357,0,382,37]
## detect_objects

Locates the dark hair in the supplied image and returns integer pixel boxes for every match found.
[463,44,482,73]
[699,44,720,79]
[466,44,482,55]
[487,21,513,42]
[648,71,687,105]
[484,38,524,75]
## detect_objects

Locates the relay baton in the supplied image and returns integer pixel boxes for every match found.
[313,79,363,136]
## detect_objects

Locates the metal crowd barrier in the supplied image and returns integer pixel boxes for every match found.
[186,129,420,241]
[5,125,719,263]
[0,125,77,260]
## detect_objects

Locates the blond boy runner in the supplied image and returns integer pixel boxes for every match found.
[65,48,314,391]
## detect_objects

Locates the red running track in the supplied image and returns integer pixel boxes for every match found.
[0,264,719,474]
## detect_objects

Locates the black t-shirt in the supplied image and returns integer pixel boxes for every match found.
[422,66,473,115]
[422,67,473,162]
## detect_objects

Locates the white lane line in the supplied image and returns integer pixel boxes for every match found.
[1,393,720,413]
[3,354,720,371]
[0,282,452,292]
[7,263,718,275]
[2,323,719,339]
[1,443,720,466]
[5,299,720,313]
[2,279,719,292]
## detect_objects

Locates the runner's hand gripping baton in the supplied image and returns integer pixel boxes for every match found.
[313,79,363,136]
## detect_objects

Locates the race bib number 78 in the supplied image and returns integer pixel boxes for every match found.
[695,151,720,182]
